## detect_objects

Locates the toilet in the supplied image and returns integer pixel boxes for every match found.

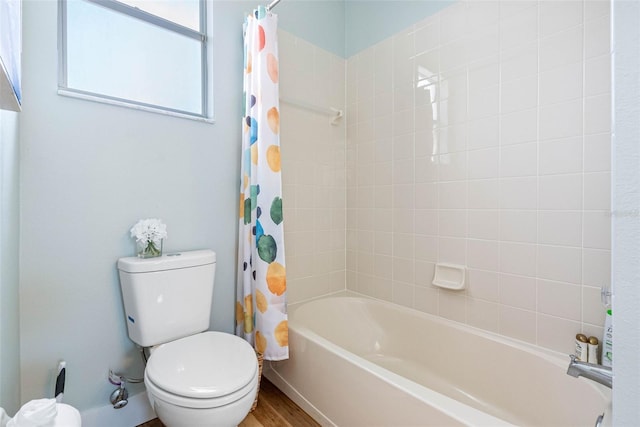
[117,250,258,427]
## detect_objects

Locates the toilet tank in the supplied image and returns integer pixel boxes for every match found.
[117,249,216,347]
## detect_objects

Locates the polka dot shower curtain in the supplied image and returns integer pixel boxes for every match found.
[236,5,288,361]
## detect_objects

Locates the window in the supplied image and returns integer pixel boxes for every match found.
[59,0,212,121]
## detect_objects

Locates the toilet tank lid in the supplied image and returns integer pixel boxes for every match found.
[117,249,216,273]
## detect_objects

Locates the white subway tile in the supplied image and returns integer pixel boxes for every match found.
[393,209,415,233]
[539,61,583,106]
[414,260,437,288]
[467,298,500,332]
[585,14,611,59]
[414,286,438,314]
[415,156,438,183]
[467,26,500,63]
[440,38,469,72]
[500,1,537,20]
[501,108,538,145]
[415,182,438,210]
[539,99,583,140]
[585,54,612,97]
[501,42,537,82]
[415,209,438,236]
[438,151,467,182]
[468,269,500,302]
[438,237,466,265]
[468,239,500,271]
[584,133,611,173]
[500,242,537,277]
[501,74,538,114]
[415,234,438,262]
[537,245,582,284]
[468,56,500,91]
[469,210,499,240]
[583,211,611,250]
[374,231,393,257]
[467,117,499,150]
[500,306,536,343]
[501,210,537,243]
[393,183,415,209]
[585,0,610,23]
[585,93,612,135]
[539,0,583,38]
[500,142,537,178]
[439,291,467,323]
[469,179,499,209]
[537,279,581,321]
[583,285,607,326]
[439,209,467,238]
[439,181,467,209]
[500,177,537,210]
[538,211,582,247]
[415,130,435,158]
[539,174,583,211]
[468,148,499,179]
[584,172,611,211]
[539,136,583,175]
[500,273,536,310]
[500,4,538,51]
[583,248,611,287]
[392,256,415,284]
[392,281,415,308]
[393,232,415,259]
[537,314,580,353]
[468,85,499,121]
[539,26,583,72]
[440,2,467,44]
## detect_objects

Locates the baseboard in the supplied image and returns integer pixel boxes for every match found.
[80,391,155,427]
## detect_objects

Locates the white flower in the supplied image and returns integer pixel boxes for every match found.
[130,218,167,246]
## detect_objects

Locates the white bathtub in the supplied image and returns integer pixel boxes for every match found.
[264,293,611,426]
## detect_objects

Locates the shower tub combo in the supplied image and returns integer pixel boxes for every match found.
[264,293,611,426]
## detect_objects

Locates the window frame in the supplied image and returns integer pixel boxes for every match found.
[58,0,214,122]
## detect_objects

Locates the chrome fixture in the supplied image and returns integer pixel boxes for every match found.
[566,355,612,388]
[110,380,128,409]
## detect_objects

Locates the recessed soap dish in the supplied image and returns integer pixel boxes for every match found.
[432,263,466,290]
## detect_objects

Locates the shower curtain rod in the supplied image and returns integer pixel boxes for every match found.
[266,0,281,11]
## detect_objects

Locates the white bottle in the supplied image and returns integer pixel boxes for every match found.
[602,309,613,367]
[575,333,588,362]
[587,336,599,364]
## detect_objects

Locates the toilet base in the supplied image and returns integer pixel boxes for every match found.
[148,387,256,427]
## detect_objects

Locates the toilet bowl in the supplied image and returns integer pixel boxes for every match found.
[144,331,259,427]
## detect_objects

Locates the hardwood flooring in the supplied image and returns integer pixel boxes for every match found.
[137,378,319,427]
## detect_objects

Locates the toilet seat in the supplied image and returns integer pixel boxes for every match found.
[145,331,258,408]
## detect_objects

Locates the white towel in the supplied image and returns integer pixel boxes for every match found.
[7,399,57,427]
[1,408,12,427]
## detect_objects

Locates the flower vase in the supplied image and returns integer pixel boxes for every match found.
[137,239,163,258]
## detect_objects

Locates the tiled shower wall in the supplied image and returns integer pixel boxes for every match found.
[345,0,612,354]
[279,30,347,303]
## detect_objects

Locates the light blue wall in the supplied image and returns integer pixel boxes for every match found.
[279,0,455,58]
[345,0,454,57]
[16,0,345,420]
[277,0,345,57]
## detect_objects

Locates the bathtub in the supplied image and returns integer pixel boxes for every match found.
[264,293,611,426]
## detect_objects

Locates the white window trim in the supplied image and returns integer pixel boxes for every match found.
[58,0,215,123]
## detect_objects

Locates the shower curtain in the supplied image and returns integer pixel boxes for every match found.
[236,5,288,361]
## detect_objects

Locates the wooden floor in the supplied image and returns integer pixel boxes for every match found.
[137,378,319,427]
